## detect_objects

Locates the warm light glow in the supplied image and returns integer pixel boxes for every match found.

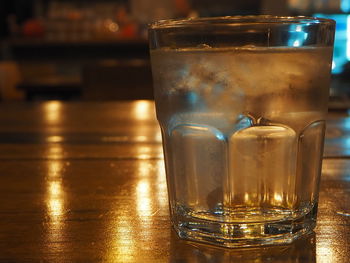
[316,222,340,262]
[46,161,65,219]
[43,101,63,124]
[107,147,165,261]
[155,128,162,142]
[317,243,334,263]
[44,159,66,254]
[47,144,64,160]
[137,162,159,212]
[136,145,152,160]
[48,198,63,217]
[244,192,250,202]
[48,155,64,173]
[108,22,119,32]
[135,135,147,142]
[136,180,152,216]
[135,164,153,242]
[110,214,136,263]
[132,100,152,121]
[137,160,152,178]
[274,193,283,203]
[46,135,64,143]
[49,181,62,196]
[136,144,163,160]
[156,160,168,208]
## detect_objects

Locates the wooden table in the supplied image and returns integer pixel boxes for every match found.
[0,101,349,262]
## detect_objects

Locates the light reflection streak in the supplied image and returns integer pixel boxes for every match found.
[46,135,64,143]
[47,144,64,160]
[135,135,147,142]
[49,181,61,197]
[317,241,334,263]
[156,160,168,209]
[46,160,65,219]
[108,144,166,261]
[48,198,63,217]
[136,180,152,216]
[274,193,283,203]
[137,143,163,160]
[136,145,152,160]
[135,161,153,243]
[43,101,62,124]
[110,214,136,263]
[244,192,250,202]
[132,100,152,121]
[316,215,341,262]
[44,145,66,254]
[155,128,162,142]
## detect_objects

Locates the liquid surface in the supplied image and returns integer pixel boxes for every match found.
[151,46,332,223]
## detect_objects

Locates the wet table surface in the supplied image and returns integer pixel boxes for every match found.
[0,101,349,262]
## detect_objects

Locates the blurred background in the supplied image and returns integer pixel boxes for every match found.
[0,0,349,106]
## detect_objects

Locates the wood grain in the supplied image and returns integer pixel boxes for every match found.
[0,101,348,262]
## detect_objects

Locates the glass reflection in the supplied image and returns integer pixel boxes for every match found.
[170,230,316,263]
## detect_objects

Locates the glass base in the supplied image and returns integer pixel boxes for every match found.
[173,204,317,248]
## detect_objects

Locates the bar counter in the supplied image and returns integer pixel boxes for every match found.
[0,101,349,262]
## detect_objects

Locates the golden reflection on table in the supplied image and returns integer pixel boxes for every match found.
[44,156,67,256]
[43,100,63,124]
[132,100,154,121]
[0,101,349,262]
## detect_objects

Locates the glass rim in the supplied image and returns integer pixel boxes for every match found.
[149,15,335,29]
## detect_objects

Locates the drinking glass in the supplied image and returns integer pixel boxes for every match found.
[148,16,335,247]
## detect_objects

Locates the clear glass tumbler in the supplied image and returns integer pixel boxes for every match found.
[148,16,335,247]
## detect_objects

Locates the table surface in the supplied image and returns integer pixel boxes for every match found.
[0,101,349,263]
